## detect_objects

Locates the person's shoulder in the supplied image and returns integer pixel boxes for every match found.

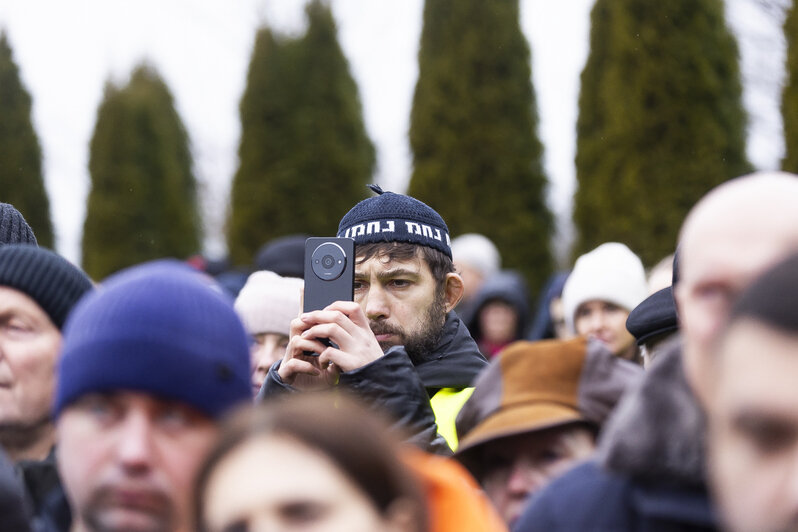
[515,460,635,532]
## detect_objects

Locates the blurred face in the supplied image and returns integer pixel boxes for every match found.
[677,229,796,404]
[709,321,798,532]
[479,425,595,527]
[454,262,484,303]
[202,434,404,532]
[573,300,634,357]
[57,392,217,532]
[250,333,289,395]
[355,252,458,361]
[478,301,518,345]
[0,286,61,429]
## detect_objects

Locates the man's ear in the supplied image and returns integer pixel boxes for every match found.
[443,272,464,312]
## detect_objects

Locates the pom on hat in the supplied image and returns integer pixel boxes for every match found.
[55,260,251,419]
[562,243,648,334]
[0,245,93,329]
[337,184,452,259]
[234,271,303,336]
[0,203,37,247]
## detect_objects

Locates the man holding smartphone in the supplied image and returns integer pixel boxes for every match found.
[259,185,488,453]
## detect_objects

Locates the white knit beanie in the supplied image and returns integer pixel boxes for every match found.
[562,243,648,334]
[451,233,501,276]
[234,271,303,336]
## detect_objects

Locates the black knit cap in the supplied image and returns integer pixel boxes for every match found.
[626,286,679,346]
[337,184,452,258]
[0,245,93,330]
[0,203,37,247]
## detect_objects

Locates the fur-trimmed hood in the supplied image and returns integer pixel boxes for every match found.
[596,335,708,487]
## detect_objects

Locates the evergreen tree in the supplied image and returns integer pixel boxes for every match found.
[783,1,798,172]
[82,64,200,279]
[0,32,54,247]
[573,0,751,266]
[408,0,553,298]
[227,0,375,266]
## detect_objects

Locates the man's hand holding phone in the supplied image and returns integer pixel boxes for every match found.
[276,237,383,390]
[278,302,383,389]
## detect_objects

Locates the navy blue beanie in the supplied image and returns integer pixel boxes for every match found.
[337,184,452,259]
[0,245,93,329]
[54,260,251,419]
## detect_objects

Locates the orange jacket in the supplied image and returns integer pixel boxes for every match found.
[402,448,508,532]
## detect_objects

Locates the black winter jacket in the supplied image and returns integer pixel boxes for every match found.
[514,338,718,532]
[259,312,487,455]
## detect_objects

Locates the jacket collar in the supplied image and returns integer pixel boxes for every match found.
[410,311,487,390]
[596,336,708,487]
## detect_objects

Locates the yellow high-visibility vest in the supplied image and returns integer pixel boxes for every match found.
[430,387,475,451]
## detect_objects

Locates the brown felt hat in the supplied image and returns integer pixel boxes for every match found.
[455,337,641,458]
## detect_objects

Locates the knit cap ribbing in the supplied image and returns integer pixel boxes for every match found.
[0,245,92,329]
[0,203,37,246]
[337,185,451,258]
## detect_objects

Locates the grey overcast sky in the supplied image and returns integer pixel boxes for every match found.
[0,0,786,266]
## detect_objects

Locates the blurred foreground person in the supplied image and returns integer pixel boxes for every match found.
[561,242,648,363]
[516,171,798,531]
[234,271,303,395]
[194,394,428,532]
[708,252,798,532]
[195,394,507,532]
[53,261,251,532]
[455,338,641,527]
[0,245,93,530]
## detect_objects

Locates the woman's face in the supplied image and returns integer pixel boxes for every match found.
[573,299,635,357]
[202,435,402,532]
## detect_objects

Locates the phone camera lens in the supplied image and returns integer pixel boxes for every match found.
[311,242,347,281]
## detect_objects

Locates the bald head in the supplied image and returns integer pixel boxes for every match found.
[676,171,798,405]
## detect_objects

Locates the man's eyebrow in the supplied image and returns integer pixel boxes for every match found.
[355,268,420,280]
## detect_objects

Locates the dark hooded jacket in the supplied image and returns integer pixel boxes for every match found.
[464,270,529,358]
[514,337,718,532]
[0,448,32,532]
[259,311,487,455]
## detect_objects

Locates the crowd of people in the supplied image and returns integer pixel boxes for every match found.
[1,169,797,532]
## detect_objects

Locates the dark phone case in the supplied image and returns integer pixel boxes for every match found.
[303,237,355,313]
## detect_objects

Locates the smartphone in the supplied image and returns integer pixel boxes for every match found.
[303,237,355,313]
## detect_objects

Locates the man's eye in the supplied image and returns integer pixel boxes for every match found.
[537,449,565,466]
[353,280,366,291]
[159,407,191,427]
[2,319,33,336]
[695,284,734,306]
[390,279,410,288]
[738,417,795,455]
[220,520,248,532]
[79,397,118,423]
[280,501,327,523]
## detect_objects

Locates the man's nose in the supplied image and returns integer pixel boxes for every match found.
[116,411,155,472]
[585,311,608,333]
[363,284,389,320]
[506,459,548,497]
